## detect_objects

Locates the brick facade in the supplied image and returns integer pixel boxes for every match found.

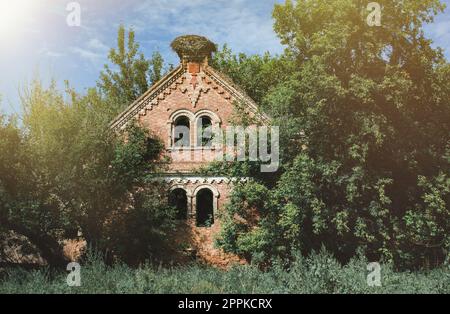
[111,35,267,266]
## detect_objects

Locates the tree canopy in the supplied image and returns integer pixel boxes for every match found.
[1,30,173,266]
[98,25,166,116]
[216,0,450,269]
[0,0,448,269]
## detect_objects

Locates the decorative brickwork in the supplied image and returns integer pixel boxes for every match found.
[110,35,268,267]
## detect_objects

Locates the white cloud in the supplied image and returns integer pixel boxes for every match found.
[87,38,109,52]
[46,51,64,58]
[38,46,64,58]
[69,38,109,67]
[129,0,283,55]
[70,46,103,63]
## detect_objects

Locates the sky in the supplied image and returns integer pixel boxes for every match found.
[0,0,449,115]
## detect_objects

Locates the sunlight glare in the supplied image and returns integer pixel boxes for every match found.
[0,0,37,39]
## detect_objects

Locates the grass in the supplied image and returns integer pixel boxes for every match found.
[1,250,449,294]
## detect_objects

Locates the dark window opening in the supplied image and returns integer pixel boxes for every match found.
[196,188,214,227]
[197,116,213,147]
[174,116,190,147]
[169,188,188,220]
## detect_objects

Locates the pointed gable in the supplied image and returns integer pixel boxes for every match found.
[110,35,269,132]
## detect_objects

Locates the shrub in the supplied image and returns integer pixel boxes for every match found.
[1,250,448,294]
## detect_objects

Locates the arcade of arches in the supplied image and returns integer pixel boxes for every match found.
[168,184,217,227]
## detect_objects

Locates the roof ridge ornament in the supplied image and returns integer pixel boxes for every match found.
[110,36,270,132]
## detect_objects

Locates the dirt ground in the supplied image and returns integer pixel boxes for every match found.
[1,222,246,270]
[168,220,247,269]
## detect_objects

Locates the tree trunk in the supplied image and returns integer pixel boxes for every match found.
[1,219,68,268]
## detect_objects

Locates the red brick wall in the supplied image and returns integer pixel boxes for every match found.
[137,61,237,173]
[134,60,252,266]
[168,180,246,268]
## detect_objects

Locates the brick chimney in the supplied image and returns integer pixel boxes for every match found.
[171,35,217,72]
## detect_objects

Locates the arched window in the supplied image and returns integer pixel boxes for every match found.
[169,188,188,220]
[196,115,213,147]
[196,188,214,227]
[174,116,190,147]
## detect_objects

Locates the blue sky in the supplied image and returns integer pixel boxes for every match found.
[0,0,449,115]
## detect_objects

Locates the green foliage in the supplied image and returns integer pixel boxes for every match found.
[217,0,450,269]
[98,25,166,115]
[1,25,175,266]
[211,45,295,104]
[1,250,448,294]
[2,2,449,274]
[1,80,173,265]
[0,115,31,231]
[149,51,164,85]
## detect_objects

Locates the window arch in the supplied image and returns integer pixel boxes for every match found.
[169,110,195,148]
[168,110,221,149]
[193,184,219,227]
[194,110,221,148]
[173,115,191,147]
[197,115,213,147]
[196,188,214,227]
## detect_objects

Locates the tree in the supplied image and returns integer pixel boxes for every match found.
[218,0,450,269]
[149,51,164,85]
[98,25,165,115]
[0,112,69,266]
[212,44,295,105]
[1,25,174,266]
[0,80,174,266]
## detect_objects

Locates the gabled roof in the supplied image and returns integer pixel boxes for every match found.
[110,64,270,132]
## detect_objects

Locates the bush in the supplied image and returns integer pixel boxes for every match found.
[1,250,448,294]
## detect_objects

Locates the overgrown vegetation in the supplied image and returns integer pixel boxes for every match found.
[0,0,449,286]
[0,26,175,266]
[98,24,168,114]
[213,0,450,270]
[1,250,448,294]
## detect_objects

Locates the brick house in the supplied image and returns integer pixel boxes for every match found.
[110,35,268,264]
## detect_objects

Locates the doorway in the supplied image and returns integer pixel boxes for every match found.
[196,188,214,227]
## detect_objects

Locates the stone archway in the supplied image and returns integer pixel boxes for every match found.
[195,188,214,227]
[192,184,219,226]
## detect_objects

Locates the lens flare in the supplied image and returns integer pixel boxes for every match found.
[0,0,37,40]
